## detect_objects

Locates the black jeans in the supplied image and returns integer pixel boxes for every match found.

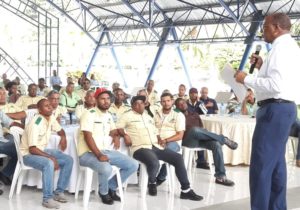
[133,146,190,190]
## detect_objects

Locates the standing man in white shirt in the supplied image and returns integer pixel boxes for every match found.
[235,13,300,210]
[50,70,62,91]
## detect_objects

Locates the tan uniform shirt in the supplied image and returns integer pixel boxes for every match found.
[20,114,62,156]
[78,108,116,156]
[75,104,92,120]
[15,95,45,110]
[153,109,185,140]
[37,87,51,97]
[109,103,131,123]
[75,89,89,101]
[173,94,189,101]
[117,110,162,155]
[52,105,67,119]
[147,90,159,106]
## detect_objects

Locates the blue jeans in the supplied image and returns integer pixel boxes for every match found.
[0,134,17,177]
[157,142,180,181]
[289,119,300,160]
[23,149,73,201]
[79,150,138,195]
[183,127,226,178]
[250,103,296,210]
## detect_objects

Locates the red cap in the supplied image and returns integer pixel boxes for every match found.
[94,88,111,99]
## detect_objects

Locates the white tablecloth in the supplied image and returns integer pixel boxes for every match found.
[201,114,256,165]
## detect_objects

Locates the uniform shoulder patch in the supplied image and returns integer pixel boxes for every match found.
[173,108,181,113]
[35,117,42,125]
[124,109,132,113]
[154,90,158,93]
[90,109,96,113]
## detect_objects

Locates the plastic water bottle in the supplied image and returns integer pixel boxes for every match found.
[220,103,226,115]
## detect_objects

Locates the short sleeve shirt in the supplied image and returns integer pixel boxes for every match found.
[77,108,116,156]
[20,114,62,155]
[15,95,45,110]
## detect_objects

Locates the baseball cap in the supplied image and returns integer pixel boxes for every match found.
[131,95,146,105]
[94,87,111,99]
[189,88,198,94]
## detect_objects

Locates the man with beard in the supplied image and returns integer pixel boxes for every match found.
[20,99,73,209]
[78,88,138,205]
[153,93,185,185]
[117,95,202,200]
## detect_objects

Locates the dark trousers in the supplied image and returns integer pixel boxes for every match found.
[250,102,296,210]
[0,134,17,177]
[133,146,190,190]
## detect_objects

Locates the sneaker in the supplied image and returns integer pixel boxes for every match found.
[215,177,235,186]
[42,199,60,209]
[224,137,238,150]
[180,190,203,201]
[53,193,68,203]
[296,159,300,168]
[98,192,114,205]
[148,183,157,196]
[156,178,166,186]
[109,189,121,201]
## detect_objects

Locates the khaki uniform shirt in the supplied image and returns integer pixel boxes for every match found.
[37,87,51,97]
[75,89,90,101]
[52,105,67,119]
[117,110,162,155]
[147,90,159,106]
[78,108,116,156]
[20,114,62,156]
[75,104,93,120]
[173,94,189,101]
[109,103,131,123]
[15,95,45,110]
[0,104,23,133]
[153,109,185,140]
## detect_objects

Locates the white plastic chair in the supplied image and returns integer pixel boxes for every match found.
[9,126,37,199]
[286,136,298,161]
[182,147,214,175]
[25,109,38,124]
[73,133,124,206]
[139,160,175,199]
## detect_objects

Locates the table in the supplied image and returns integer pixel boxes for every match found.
[201,114,256,165]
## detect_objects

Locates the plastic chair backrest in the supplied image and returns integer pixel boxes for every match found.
[10,126,25,166]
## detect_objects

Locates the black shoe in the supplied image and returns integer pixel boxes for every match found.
[180,190,203,201]
[196,163,210,170]
[224,137,238,150]
[109,189,121,201]
[98,192,114,205]
[215,177,235,186]
[148,183,157,196]
[0,172,11,185]
[156,178,166,186]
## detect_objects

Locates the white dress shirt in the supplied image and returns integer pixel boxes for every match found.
[244,34,300,103]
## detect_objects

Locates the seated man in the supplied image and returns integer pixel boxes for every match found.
[154,93,185,185]
[175,98,237,186]
[20,99,73,209]
[75,90,95,119]
[15,83,44,110]
[117,96,202,200]
[109,88,131,123]
[241,88,257,116]
[47,90,67,122]
[59,82,82,113]
[78,88,138,205]
[0,110,23,185]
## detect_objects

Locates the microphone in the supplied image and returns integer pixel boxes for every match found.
[249,45,262,74]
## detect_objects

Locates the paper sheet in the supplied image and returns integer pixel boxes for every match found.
[220,63,247,102]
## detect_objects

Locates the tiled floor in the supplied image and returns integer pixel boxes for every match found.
[1,160,300,210]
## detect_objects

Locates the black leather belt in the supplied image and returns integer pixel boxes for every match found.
[257,98,293,107]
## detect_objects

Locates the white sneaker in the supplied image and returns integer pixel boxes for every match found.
[42,198,60,209]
